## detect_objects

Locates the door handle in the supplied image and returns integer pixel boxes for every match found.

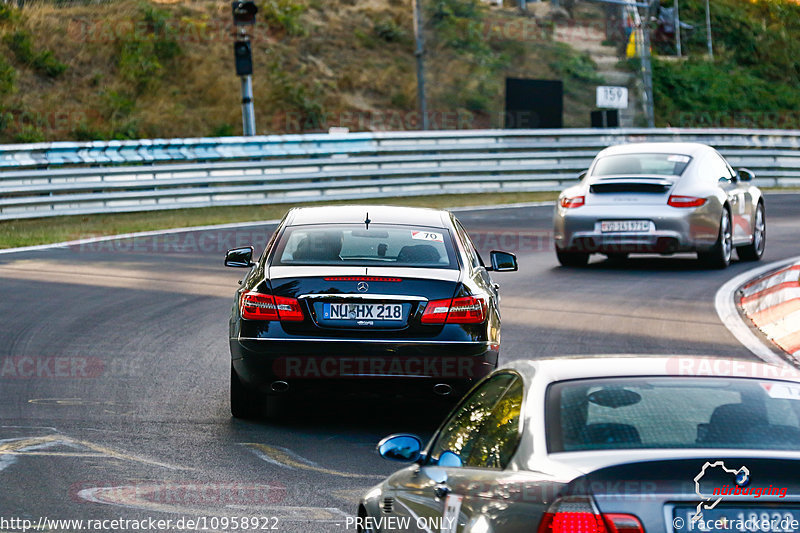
[434,482,451,499]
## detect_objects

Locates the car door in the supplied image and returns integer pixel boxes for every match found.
[725,157,756,241]
[712,152,749,243]
[433,374,531,533]
[387,372,522,532]
[453,219,498,302]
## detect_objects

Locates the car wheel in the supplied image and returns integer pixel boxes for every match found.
[698,208,732,269]
[737,202,766,261]
[357,506,375,533]
[556,249,590,267]
[230,363,257,419]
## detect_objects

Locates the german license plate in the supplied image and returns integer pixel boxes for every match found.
[600,220,650,233]
[323,303,403,321]
[672,506,800,532]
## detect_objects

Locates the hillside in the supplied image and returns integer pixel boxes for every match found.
[650,0,800,128]
[0,0,603,142]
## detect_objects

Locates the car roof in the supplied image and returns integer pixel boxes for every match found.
[594,142,716,159]
[285,205,450,228]
[502,355,800,384]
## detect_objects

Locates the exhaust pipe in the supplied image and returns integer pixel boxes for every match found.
[433,383,453,396]
[270,380,290,393]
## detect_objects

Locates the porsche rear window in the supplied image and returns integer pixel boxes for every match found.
[548,377,800,452]
[592,153,692,177]
[272,224,458,269]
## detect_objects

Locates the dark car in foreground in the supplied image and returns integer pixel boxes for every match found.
[554,143,766,268]
[225,205,518,418]
[359,356,800,533]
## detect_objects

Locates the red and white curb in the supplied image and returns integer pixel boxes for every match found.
[740,264,800,360]
[716,256,800,367]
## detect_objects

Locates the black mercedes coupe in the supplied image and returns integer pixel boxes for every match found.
[224,205,518,418]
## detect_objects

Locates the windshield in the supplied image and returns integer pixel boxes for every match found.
[272,224,458,269]
[548,377,800,452]
[592,153,692,177]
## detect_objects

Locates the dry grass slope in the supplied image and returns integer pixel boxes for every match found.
[0,0,601,141]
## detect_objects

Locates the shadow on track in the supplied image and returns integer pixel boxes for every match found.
[232,392,455,439]
[555,254,754,274]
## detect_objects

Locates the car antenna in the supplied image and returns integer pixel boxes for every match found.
[364,212,371,230]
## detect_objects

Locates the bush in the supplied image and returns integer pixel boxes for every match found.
[15,124,46,143]
[259,0,308,37]
[549,43,601,83]
[373,18,406,43]
[652,58,800,128]
[3,30,67,78]
[0,57,15,95]
[115,5,181,92]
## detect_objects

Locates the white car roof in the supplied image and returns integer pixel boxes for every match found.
[594,142,716,159]
[503,355,800,385]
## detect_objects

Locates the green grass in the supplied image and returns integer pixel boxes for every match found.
[0,191,559,249]
[651,0,800,128]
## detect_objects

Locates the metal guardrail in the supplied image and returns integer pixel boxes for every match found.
[1,128,798,220]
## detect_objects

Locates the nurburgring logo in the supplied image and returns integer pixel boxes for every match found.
[692,461,750,523]
[692,461,788,524]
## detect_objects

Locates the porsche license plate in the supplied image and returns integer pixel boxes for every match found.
[600,220,651,233]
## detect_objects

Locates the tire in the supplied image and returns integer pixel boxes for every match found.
[357,506,375,533]
[698,208,732,269]
[230,363,257,419]
[556,249,590,267]
[737,202,766,261]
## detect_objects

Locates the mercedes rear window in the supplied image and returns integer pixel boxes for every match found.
[547,377,800,452]
[592,153,692,177]
[272,224,458,269]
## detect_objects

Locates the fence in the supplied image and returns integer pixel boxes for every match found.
[1,128,798,220]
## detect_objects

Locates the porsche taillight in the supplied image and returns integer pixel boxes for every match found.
[240,292,304,321]
[560,196,585,209]
[667,195,706,208]
[537,497,643,533]
[421,296,487,324]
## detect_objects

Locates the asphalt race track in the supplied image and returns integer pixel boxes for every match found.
[1,193,798,532]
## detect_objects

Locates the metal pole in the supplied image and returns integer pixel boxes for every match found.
[705,0,713,59]
[241,75,256,136]
[412,0,428,130]
[636,2,655,127]
[674,0,681,57]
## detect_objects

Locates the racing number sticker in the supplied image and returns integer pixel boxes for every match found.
[411,231,444,243]
[441,494,462,533]
[762,383,800,400]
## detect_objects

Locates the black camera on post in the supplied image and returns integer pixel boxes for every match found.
[233,39,253,76]
[232,1,258,26]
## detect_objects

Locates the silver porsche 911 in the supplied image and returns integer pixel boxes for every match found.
[553,142,766,268]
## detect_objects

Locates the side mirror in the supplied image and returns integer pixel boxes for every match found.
[737,168,755,182]
[578,171,588,181]
[225,246,255,268]
[488,250,518,272]
[437,451,463,468]
[377,434,422,463]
